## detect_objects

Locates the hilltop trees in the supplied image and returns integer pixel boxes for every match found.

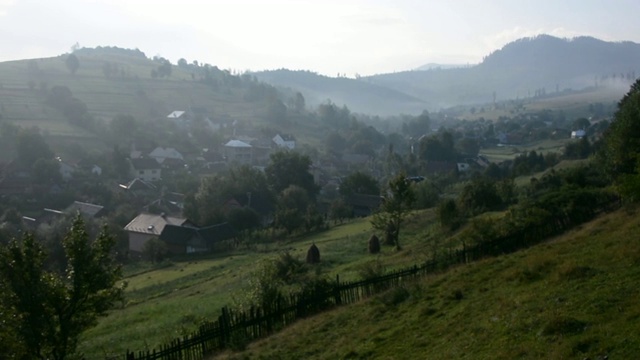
[0,215,125,360]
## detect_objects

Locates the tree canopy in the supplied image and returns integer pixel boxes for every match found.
[265,151,318,199]
[0,215,125,360]
[339,171,380,198]
[601,78,640,179]
[371,173,415,250]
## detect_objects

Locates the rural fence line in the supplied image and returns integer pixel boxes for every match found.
[125,195,617,360]
[125,260,439,360]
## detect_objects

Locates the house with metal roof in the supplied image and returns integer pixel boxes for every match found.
[124,213,193,252]
[223,139,252,164]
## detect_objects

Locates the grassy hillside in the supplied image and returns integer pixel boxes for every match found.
[77,209,445,358]
[0,48,271,147]
[216,208,640,359]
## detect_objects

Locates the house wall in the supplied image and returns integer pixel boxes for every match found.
[129,232,155,252]
[226,147,252,164]
[132,168,161,182]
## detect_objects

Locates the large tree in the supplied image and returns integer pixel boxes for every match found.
[600,78,640,201]
[339,171,380,198]
[0,215,125,360]
[17,128,54,167]
[265,151,318,199]
[601,78,640,179]
[371,173,415,250]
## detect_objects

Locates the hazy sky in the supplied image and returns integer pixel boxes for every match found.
[1,0,638,76]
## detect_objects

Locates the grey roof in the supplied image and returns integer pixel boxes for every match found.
[224,140,252,148]
[124,213,188,236]
[65,201,104,218]
[130,157,161,170]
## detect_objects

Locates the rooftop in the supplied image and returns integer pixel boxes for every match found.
[124,213,188,236]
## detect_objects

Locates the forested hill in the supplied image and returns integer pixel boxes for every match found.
[253,35,640,113]
[252,69,428,116]
[366,35,640,108]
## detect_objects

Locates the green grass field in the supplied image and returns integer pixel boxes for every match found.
[479,138,571,163]
[215,208,640,359]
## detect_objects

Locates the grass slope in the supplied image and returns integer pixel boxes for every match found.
[216,208,640,359]
[0,51,267,136]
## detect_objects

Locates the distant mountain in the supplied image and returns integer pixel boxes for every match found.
[252,69,428,116]
[253,35,640,114]
[415,63,472,71]
[366,35,640,108]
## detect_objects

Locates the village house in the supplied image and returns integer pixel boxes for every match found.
[124,212,193,253]
[148,147,185,169]
[272,134,296,150]
[129,157,161,182]
[223,139,252,164]
[160,222,236,254]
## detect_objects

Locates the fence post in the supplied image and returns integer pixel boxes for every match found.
[219,306,231,349]
[334,274,342,305]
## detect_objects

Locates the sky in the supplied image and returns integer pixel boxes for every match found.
[1,0,639,77]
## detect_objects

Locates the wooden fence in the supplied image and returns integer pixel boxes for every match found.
[125,193,618,360]
[125,259,444,360]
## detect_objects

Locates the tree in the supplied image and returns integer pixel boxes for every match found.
[459,177,502,215]
[65,54,80,75]
[32,158,63,185]
[275,185,311,234]
[370,173,415,250]
[0,215,125,360]
[294,92,305,113]
[600,78,640,180]
[17,128,54,167]
[266,151,318,198]
[339,171,380,198]
[142,237,168,263]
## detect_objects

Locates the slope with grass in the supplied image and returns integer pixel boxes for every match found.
[216,208,640,359]
[0,48,270,142]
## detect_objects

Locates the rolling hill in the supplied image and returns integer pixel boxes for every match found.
[218,208,640,359]
[253,35,639,114]
[252,69,429,116]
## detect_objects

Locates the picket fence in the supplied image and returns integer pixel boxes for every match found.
[125,258,443,360]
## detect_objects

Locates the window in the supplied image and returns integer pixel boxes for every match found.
[139,170,144,175]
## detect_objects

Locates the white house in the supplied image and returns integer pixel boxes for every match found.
[91,164,102,176]
[224,140,252,164]
[129,158,161,182]
[457,162,471,172]
[124,213,191,252]
[58,160,75,181]
[571,129,586,139]
[167,110,186,119]
[273,134,296,150]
